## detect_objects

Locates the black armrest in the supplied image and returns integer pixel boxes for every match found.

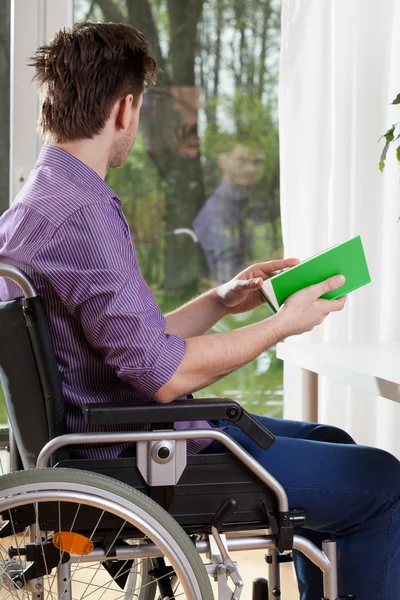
[82,398,275,450]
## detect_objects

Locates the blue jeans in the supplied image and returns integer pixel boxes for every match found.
[203,415,400,599]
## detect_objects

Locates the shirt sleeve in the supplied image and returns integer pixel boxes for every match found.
[32,201,186,398]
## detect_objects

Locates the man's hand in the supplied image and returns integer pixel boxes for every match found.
[276,275,347,337]
[215,258,301,315]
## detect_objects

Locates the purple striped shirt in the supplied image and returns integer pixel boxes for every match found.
[0,145,211,458]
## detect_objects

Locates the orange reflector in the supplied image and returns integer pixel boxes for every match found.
[53,532,94,556]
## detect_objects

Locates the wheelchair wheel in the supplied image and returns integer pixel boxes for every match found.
[0,468,214,599]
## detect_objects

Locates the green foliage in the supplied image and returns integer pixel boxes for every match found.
[379,95,400,171]
[0,386,7,425]
[72,0,284,408]
[392,93,400,105]
[203,92,281,251]
[87,0,284,289]
[106,133,168,285]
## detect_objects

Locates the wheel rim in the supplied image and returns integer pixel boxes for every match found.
[0,483,206,599]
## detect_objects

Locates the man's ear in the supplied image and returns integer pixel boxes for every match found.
[115,94,134,130]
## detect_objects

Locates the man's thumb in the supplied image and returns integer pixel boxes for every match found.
[313,275,345,298]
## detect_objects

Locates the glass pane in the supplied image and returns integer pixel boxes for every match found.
[73,0,283,417]
[0,1,10,425]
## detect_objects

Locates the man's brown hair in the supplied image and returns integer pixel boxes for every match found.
[29,22,159,143]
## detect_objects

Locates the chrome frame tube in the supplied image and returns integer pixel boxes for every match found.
[9,427,20,473]
[69,536,277,564]
[0,263,38,298]
[68,534,336,582]
[28,524,44,600]
[36,429,289,512]
[267,549,281,599]
[322,540,338,600]
[57,561,72,600]
[293,536,331,573]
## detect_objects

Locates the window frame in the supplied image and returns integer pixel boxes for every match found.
[10,0,73,203]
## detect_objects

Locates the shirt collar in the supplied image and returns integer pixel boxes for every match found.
[37,145,120,203]
[217,181,248,202]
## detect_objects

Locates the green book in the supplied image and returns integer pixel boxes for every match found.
[260,235,371,313]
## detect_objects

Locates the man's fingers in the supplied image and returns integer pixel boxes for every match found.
[256,257,300,276]
[317,296,347,312]
[232,278,262,293]
[311,275,346,298]
[241,277,263,289]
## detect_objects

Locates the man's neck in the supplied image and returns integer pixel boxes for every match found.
[219,179,249,199]
[47,138,109,180]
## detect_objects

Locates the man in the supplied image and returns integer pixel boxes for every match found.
[0,23,399,599]
[193,142,265,284]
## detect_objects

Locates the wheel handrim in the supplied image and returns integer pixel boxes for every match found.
[0,483,206,599]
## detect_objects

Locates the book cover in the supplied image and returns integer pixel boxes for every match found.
[261,235,371,312]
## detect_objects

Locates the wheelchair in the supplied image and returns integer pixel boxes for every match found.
[0,262,346,600]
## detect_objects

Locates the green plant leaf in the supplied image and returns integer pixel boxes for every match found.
[385,126,395,142]
[392,93,400,105]
[380,140,391,169]
[379,126,399,170]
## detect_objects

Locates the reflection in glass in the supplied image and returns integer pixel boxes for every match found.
[72,0,283,416]
[194,142,266,285]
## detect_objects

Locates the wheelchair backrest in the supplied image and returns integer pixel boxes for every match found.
[0,264,66,468]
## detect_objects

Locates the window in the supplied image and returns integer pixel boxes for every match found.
[1,1,71,428]
[73,0,283,416]
[77,1,284,416]
[0,1,10,425]
[0,1,10,217]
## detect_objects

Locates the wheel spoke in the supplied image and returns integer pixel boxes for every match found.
[7,511,30,600]
[79,518,127,600]
[0,471,212,599]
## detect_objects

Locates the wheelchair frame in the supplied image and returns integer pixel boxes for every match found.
[0,262,341,600]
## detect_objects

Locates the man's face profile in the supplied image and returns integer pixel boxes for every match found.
[109,95,143,168]
[219,144,264,190]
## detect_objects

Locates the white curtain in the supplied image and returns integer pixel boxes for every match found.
[279,0,400,456]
